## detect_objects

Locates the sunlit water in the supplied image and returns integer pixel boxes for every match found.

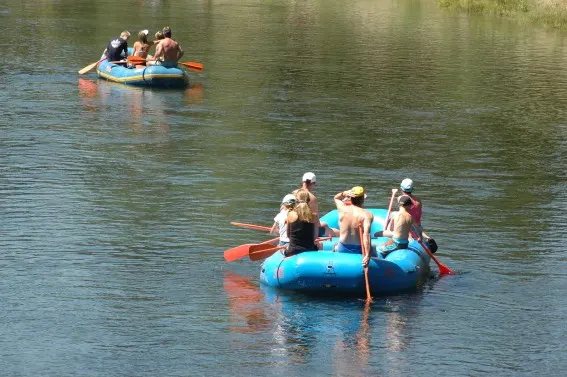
[1,0,566,376]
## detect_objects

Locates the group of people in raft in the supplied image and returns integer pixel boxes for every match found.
[102,26,184,69]
[270,172,437,268]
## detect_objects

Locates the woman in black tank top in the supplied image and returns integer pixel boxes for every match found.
[285,189,318,257]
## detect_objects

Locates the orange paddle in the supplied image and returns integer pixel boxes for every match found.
[127,56,203,72]
[410,230,454,276]
[230,222,271,232]
[223,237,279,262]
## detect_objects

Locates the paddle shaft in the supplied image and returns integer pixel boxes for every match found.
[231,222,271,232]
[248,236,332,262]
[383,188,398,231]
[358,224,372,302]
[78,56,108,75]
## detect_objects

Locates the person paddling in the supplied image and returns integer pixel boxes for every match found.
[398,178,437,252]
[333,187,373,268]
[103,31,131,62]
[377,196,413,258]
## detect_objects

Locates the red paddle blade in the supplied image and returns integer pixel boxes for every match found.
[224,244,253,262]
[410,231,455,276]
[230,222,271,232]
[127,56,146,64]
[224,237,280,262]
[180,61,203,72]
[249,245,286,261]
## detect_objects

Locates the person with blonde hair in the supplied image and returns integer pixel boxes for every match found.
[284,189,317,257]
[130,29,151,68]
[103,30,131,62]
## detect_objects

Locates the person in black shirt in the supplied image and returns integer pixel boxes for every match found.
[103,31,131,62]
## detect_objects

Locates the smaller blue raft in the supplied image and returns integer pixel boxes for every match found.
[96,49,188,88]
[259,208,432,296]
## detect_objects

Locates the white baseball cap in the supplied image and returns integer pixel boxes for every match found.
[302,172,316,183]
[281,194,297,205]
[400,178,414,193]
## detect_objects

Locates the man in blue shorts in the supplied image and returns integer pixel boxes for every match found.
[332,187,374,267]
[377,196,414,258]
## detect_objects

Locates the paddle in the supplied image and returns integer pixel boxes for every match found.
[248,244,287,261]
[231,222,271,232]
[410,229,454,276]
[78,57,107,75]
[248,236,332,262]
[126,56,204,72]
[383,188,398,230]
[223,237,279,262]
[358,224,373,302]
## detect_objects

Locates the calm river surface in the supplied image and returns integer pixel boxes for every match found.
[1,0,566,376]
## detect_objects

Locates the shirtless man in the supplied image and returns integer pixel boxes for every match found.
[147,26,184,67]
[377,196,414,258]
[333,187,374,267]
[292,172,320,228]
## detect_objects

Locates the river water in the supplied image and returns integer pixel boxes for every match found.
[1,0,566,376]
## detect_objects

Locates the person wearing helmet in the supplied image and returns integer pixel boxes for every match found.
[333,186,374,268]
[398,178,437,253]
[270,194,297,247]
[377,196,414,258]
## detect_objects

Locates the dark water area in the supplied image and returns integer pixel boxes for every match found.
[1,0,566,376]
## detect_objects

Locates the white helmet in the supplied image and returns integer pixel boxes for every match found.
[400,178,414,193]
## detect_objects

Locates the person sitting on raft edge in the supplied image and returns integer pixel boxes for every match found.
[376,195,413,258]
[270,194,297,247]
[284,189,318,257]
[332,186,373,268]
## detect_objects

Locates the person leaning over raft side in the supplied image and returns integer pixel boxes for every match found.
[284,189,318,257]
[147,26,184,67]
[333,187,374,268]
[270,194,296,247]
[377,196,413,258]
[103,31,131,62]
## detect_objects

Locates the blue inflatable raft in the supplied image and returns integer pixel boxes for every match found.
[259,208,432,296]
[96,50,188,88]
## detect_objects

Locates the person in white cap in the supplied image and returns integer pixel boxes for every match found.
[130,29,151,68]
[398,178,437,251]
[292,172,319,229]
[270,194,297,247]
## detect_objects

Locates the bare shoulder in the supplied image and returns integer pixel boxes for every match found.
[287,211,298,222]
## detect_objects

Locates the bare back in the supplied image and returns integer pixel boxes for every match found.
[337,204,373,245]
[154,37,184,62]
[391,209,413,240]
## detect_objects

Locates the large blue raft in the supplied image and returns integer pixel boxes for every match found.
[259,208,432,296]
[96,50,188,88]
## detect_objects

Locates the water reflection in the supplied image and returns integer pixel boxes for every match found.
[77,78,204,132]
[223,271,425,374]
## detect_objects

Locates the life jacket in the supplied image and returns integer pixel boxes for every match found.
[402,194,422,224]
